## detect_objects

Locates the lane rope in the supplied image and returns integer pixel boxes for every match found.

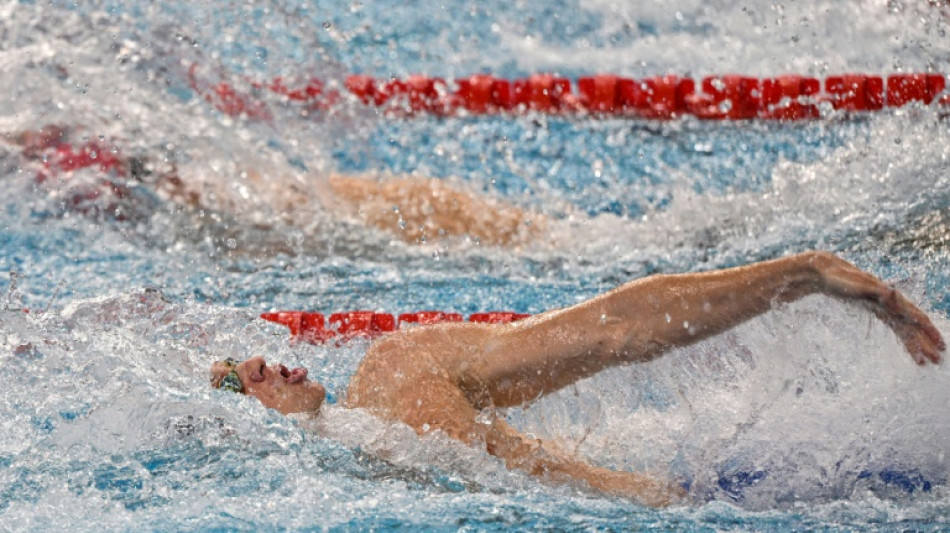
[187,66,950,121]
[260,310,531,344]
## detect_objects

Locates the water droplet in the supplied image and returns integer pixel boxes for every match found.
[693,142,713,154]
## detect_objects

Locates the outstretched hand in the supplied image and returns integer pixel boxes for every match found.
[810,252,945,365]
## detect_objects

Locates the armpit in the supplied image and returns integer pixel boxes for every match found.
[390,377,483,445]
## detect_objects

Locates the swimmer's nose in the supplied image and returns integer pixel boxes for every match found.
[243,356,267,382]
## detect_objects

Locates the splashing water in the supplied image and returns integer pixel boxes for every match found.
[1,0,950,530]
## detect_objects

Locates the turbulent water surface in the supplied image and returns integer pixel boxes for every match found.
[1,0,950,530]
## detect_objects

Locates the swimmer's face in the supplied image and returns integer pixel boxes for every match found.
[210,356,325,415]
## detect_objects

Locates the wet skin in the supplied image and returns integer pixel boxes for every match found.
[211,252,945,507]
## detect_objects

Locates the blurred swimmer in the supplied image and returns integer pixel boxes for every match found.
[7,125,542,246]
[210,251,944,507]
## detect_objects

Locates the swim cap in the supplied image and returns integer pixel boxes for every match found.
[214,358,245,394]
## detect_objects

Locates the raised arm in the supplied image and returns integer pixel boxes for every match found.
[611,251,944,364]
[598,251,944,364]
[468,252,944,407]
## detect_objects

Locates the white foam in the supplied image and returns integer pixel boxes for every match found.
[504,0,950,75]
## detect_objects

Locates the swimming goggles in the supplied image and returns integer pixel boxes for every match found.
[214,357,245,394]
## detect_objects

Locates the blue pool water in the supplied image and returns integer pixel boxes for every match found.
[1,0,950,530]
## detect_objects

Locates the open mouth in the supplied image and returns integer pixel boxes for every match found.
[278,364,308,384]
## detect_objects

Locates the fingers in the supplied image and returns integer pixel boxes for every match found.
[887,290,945,363]
[868,301,944,365]
[910,329,941,365]
[814,253,945,365]
[902,326,938,366]
[927,323,946,352]
[902,295,950,353]
[916,323,944,364]
[908,318,945,363]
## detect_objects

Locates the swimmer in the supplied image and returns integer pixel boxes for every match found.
[7,125,542,246]
[210,251,944,507]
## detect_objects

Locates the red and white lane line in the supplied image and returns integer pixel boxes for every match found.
[188,65,949,121]
[260,310,531,344]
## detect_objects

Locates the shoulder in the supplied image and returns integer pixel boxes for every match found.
[344,327,451,410]
[346,323,491,426]
[363,322,493,371]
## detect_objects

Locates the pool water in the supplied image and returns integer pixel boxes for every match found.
[1,0,950,530]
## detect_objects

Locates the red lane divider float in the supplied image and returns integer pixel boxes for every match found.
[187,64,949,121]
[19,133,142,220]
[760,75,822,120]
[260,310,530,344]
[398,311,463,326]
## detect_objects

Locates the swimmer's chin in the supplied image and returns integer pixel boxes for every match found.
[293,380,327,416]
[262,380,328,416]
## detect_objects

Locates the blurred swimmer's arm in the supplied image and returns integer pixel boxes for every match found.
[327,173,544,245]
